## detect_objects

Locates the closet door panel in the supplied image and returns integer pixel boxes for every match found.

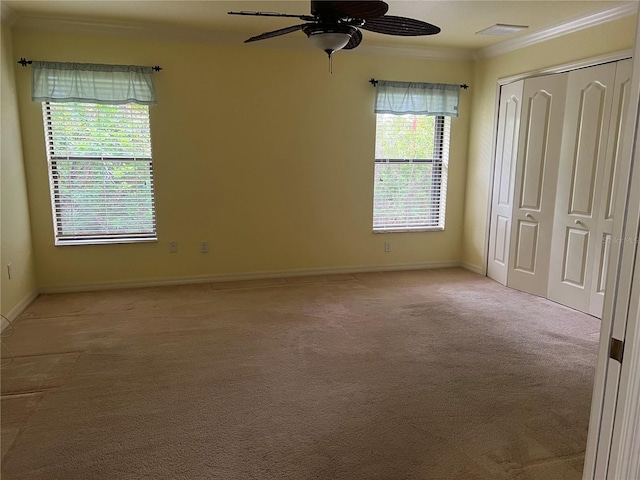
[514,220,538,272]
[568,82,608,215]
[590,59,633,316]
[597,233,612,295]
[548,62,617,314]
[519,91,553,210]
[493,215,510,265]
[562,227,590,286]
[507,74,567,297]
[488,81,524,285]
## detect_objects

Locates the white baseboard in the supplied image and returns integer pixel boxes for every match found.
[1,290,39,332]
[39,261,464,294]
[460,262,484,275]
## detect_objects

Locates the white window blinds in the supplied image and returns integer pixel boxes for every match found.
[373,114,450,232]
[43,102,157,244]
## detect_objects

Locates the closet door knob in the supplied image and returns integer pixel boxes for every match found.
[574,219,584,226]
[525,213,533,219]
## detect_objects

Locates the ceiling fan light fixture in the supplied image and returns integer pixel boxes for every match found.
[308,32,351,53]
[304,25,356,56]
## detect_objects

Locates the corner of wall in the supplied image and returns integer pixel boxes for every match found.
[1,21,39,323]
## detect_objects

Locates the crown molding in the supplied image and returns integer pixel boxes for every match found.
[12,14,475,61]
[355,43,475,61]
[12,15,244,46]
[1,2,18,27]
[477,2,638,59]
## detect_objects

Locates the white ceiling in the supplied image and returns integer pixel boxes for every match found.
[4,0,638,56]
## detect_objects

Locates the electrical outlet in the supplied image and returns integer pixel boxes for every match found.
[384,242,392,252]
[169,241,178,253]
[7,263,12,280]
[200,241,209,254]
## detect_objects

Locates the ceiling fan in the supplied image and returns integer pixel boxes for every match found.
[228,1,441,62]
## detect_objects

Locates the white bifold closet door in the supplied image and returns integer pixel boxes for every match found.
[488,59,632,319]
[507,73,568,297]
[487,80,523,285]
[589,59,632,317]
[548,60,632,316]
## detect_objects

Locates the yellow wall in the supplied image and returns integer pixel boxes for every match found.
[1,21,38,317]
[12,29,473,290]
[463,15,638,271]
[10,13,636,292]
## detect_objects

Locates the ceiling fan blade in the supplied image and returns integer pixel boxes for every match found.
[311,1,388,19]
[343,29,363,50]
[244,24,307,43]
[228,11,315,21]
[361,16,441,36]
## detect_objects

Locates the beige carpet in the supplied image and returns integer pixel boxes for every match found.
[1,268,600,479]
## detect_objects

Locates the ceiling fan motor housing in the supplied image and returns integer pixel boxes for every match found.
[310,1,389,20]
[303,24,357,55]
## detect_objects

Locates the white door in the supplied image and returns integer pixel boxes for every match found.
[507,73,568,297]
[589,59,633,317]
[487,80,524,285]
[548,63,617,314]
[606,251,640,479]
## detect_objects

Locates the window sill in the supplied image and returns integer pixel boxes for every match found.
[55,237,158,246]
[373,227,444,233]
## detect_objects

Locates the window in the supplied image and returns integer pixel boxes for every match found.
[373,113,450,232]
[42,102,157,245]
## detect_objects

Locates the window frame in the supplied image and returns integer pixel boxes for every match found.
[373,114,449,233]
[42,101,158,246]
